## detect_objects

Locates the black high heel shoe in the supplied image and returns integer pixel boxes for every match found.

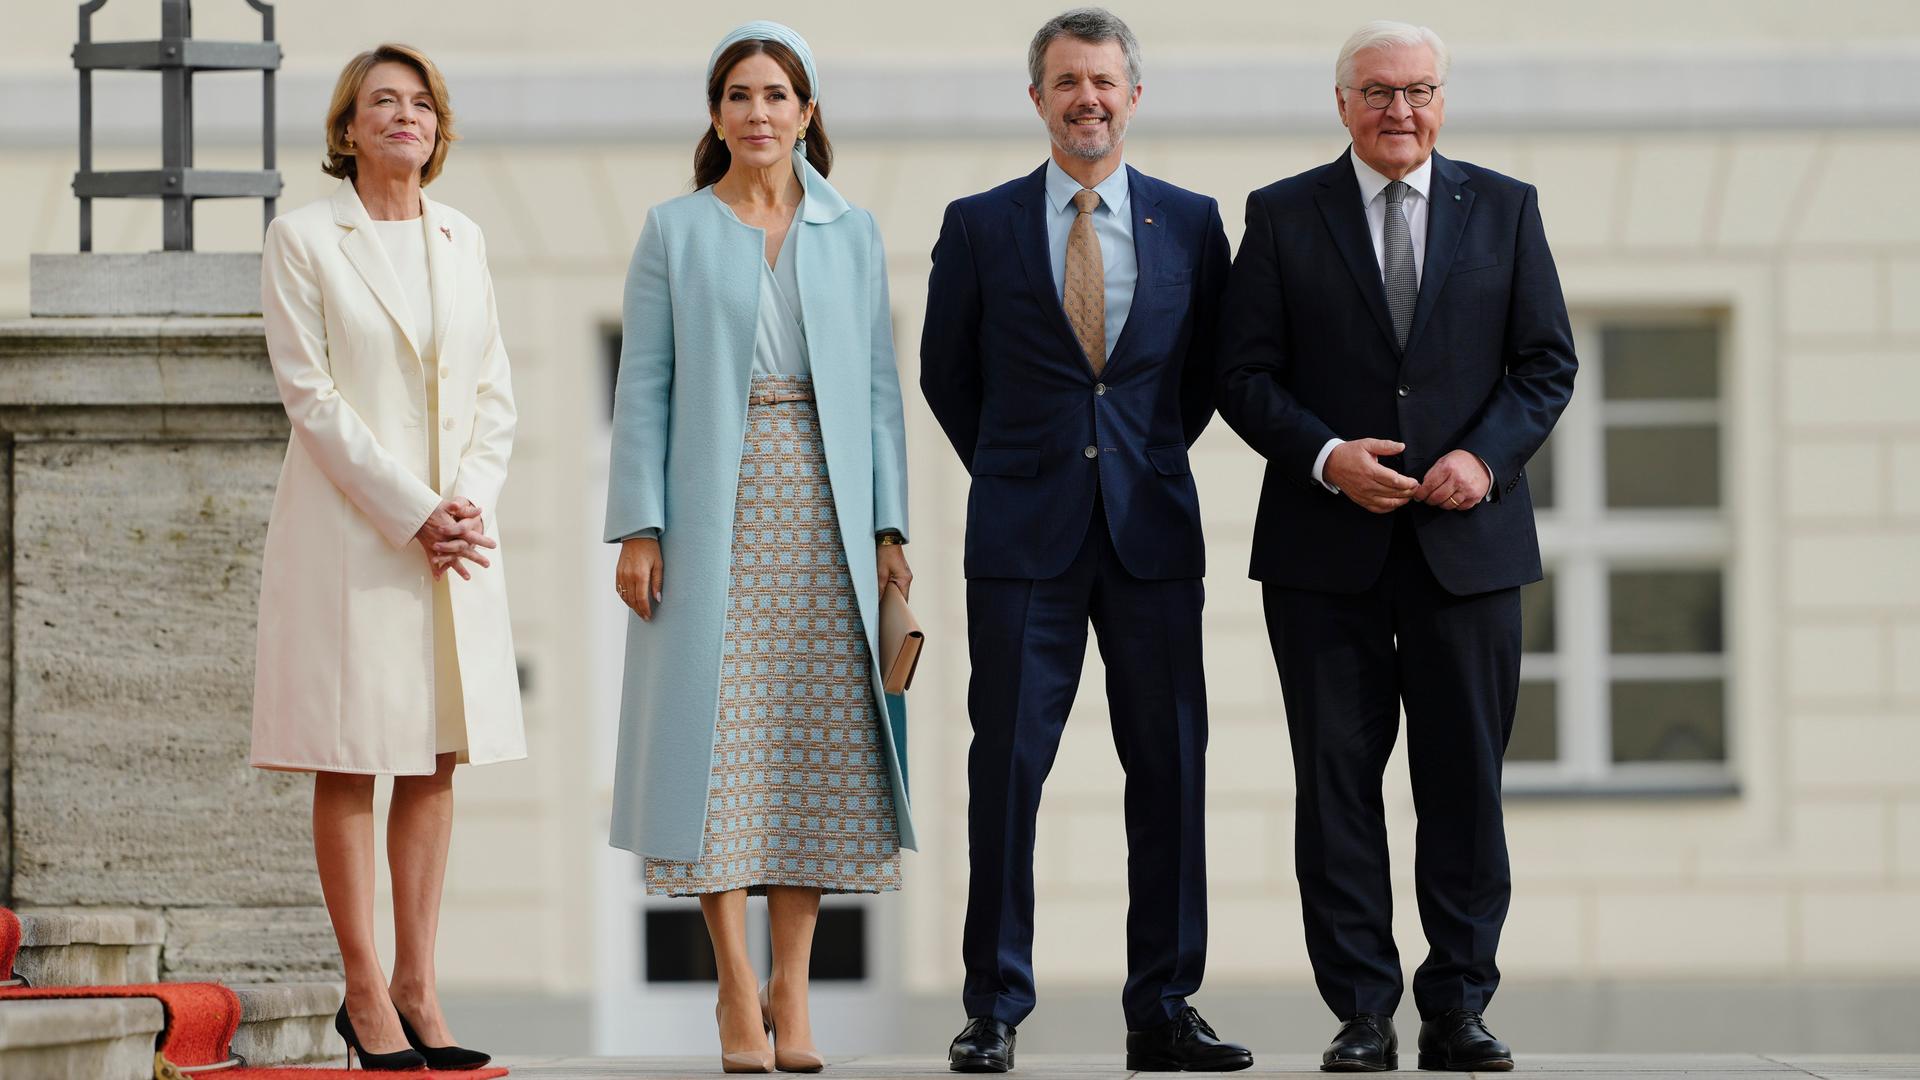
[334,1003,426,1071]
[396,1007,493,1071]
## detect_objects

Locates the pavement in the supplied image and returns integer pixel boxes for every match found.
[491,1054,1920,1079]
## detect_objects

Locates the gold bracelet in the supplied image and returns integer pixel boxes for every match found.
[877,533,905,546]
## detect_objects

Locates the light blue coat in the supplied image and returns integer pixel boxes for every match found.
[604,158,915,862]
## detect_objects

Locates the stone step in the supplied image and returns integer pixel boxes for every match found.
[9,908,163,988]
[0,996,163,1080]
[230,980,344,1067]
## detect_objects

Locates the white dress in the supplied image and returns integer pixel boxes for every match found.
[370,215,469,758]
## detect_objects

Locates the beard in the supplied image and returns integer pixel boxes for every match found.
[1049,109,1127,161]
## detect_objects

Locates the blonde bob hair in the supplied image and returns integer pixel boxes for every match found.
[322,43,458,185]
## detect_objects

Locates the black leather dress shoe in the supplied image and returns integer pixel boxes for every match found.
[1416,1010,1512,1071]
[1322,1013,1397,1071]
[1125,1006,1253,1072]
[949,1017,1016,1073]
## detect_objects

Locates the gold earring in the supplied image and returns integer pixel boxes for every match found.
[714,124,725,140]
[344,134,355,150]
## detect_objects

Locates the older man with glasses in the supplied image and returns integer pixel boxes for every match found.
[1216,19,1577,1073]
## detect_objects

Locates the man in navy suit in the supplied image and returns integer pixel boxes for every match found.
[1216,20,1576,1073]
[921,7,1247,1074]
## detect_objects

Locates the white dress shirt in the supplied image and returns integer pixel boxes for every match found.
[1312,149,1490,500]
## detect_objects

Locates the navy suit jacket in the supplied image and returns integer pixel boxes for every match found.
[1216,151,1577,596]
[921,163,1231,581]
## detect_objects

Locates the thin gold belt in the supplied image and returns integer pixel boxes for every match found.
[748,389,815,406]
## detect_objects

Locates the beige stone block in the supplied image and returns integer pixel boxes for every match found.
[1794,139,1920,247]
[1889,259,1920,337]
[1798,890,1920,972]
[1497,889,1586,975]
[1059,806,1129,889]
[1201,895,1311,979]
[1782,260,1881,338]
[1620,140,1720,250]
[1505,803,1694,882]
[1522,139,1626,251]
[1895,622,1920,700]
[1895,801,1920,880]
[1785,441,1883,521]
[1694,800,1888,882]
[1207,807,1277,885]
[1715,136,1822,250]
[1788,533,1920,610]
[1030,893,1129,981]
[1786,623,1885,702]
[1591,891,1791,974]
[1790,715,1920,790]
[1208,716,1292,797]
[1892,442,1920,521]
[1784,350,1920,427]
[1204,621,1284,713]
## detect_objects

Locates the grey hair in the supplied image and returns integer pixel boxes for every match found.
[1028,7,1142,89]
[1335,20,1450,89]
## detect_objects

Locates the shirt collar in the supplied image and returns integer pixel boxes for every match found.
[1350,146,1432,207]
[1045,157,1130,218]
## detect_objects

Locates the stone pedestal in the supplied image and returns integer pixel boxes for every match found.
[0,311,335,980]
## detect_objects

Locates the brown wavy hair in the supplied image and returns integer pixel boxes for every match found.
[322,43,458,185]
[694,38,831,190]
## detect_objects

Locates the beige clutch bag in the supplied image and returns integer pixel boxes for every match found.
[879,582,925,694]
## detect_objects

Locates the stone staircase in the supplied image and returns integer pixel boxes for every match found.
[0,907,344,1078]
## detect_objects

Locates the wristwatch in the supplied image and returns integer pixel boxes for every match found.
[877,532,905,546]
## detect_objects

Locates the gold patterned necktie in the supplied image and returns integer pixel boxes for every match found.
[1063,188,1107,375]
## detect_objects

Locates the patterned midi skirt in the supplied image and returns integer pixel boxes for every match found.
[644,375,902,896]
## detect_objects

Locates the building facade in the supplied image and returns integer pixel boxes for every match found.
[2,0,1916,1055]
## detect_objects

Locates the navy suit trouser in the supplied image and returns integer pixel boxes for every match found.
[962,500,1209,1031]
[1263,514,1520,1022]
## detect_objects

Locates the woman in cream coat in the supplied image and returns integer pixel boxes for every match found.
[252,42,517,1072]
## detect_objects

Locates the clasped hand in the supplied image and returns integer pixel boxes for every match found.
[1325,441,1489,514]
[413,497,497,580]
[614,536,912,623]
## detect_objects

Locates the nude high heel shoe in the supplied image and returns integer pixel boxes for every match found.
[717,999,775,1074]
[761,980,826,1073]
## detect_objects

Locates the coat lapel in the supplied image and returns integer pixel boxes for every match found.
[1101,165,1160,377]
[1403,152,1473,358]
[332,181,425,363]
[1313,154,1399,354]
[421,194,458,364]
[1008,165,1084,360]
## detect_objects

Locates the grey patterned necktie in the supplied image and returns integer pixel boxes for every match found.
[1383,180,1416,350]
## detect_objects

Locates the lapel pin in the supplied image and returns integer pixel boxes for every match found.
[439,226,453,241]
[1143,216,1155,225]
[1453,194,1462,201]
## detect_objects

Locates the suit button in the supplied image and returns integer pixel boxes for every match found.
[443,418,455,431]
[1083,445,1099,460]
[1397,384,1411,397]
[1094,383,1108,396]
[439,365,451,379]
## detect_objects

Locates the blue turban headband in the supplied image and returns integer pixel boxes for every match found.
[706,21,821,103]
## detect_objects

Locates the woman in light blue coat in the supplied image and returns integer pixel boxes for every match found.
[604,21,914,1074]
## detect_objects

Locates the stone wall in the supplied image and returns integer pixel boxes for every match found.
[0,315,334,979]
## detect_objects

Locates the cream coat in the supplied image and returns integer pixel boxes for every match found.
[251,180,525,774]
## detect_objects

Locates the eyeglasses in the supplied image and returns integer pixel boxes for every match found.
[1344,82,1442,109]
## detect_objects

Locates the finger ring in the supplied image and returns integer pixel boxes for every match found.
[1447,495,1460,506]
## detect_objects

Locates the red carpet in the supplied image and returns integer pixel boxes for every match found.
[223,1060,506,1068]
[227,1070,508,1077]
[0,906,19,979]
[0,981,243,1067]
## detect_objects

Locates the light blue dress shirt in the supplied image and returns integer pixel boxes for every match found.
[1043,157,1136,363]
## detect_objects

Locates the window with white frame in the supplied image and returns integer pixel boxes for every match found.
[1506,314,1735,794]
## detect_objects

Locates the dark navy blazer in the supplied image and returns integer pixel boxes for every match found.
[1216,151,1578,596]
[921,163,1231,581]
